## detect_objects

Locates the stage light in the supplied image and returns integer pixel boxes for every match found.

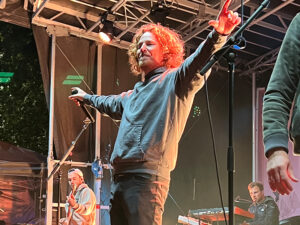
[99,12,115,43]
[99,21,113,43]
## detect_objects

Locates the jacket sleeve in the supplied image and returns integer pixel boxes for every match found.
[83,90,132,120]
[249,201,279,225]
[74,188,96,216]
[263,13,300,155]
[174,30,227,95]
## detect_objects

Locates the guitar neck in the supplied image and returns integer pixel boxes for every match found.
[66,185,77,221]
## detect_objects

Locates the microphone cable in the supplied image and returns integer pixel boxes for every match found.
[56,43,94,95]
[168,192,186,215]
[203,73,228,225]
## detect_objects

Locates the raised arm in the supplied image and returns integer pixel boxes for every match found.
[175,0,241,94]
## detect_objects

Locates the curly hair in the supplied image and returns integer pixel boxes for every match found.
[128,23,185,75]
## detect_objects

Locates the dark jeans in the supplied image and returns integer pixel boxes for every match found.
[110,173,169,225]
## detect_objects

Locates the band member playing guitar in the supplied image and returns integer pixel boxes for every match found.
[59,168,96,225]
[65,184,77,225]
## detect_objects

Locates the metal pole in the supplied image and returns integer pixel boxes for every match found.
[57,171,62,223]
[46,34,56,225]
[252,72,257,181]
[227,52,236,225]
[94,44,103,225]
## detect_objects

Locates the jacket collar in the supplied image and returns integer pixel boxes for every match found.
[75,183,88,193]
[144,67,167,81]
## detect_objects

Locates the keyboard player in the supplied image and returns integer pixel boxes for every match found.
[241,181,279,225]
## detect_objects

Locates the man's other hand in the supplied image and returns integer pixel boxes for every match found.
[267,149,298,195]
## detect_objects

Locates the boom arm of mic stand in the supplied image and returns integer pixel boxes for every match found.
[200,0,270,75]
[47,121,91,181]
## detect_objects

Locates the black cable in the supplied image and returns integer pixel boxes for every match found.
[169,74,229,222]
[56,43,94,95]
[241,0,244,27]
[238,0,247,49]
[181,74,227,140]
[168,192,185,215]
[203,74,228,225]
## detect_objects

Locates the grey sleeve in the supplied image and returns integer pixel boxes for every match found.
[174,30,227,94]
[263,13,300,155]
[84,91,131,120]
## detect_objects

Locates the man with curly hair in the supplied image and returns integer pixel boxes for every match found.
[69,0,240,224]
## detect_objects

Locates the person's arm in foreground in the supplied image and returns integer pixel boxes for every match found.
[263,14,300,195]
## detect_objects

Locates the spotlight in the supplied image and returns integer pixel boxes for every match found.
[99,21,113,43]
[99,12,115,43]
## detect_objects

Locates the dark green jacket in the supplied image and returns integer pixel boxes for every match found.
[247,196,279,225]
[263,13,300,155]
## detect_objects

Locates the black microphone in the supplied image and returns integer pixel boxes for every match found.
[71,89,95,123]
[234,195,252,203]
[234,195,240,202]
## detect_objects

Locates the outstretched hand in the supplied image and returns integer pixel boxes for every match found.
[267,150,298,195]
[68,87,87,106]
[208,0,241,35]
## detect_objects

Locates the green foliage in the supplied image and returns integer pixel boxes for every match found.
[0,22,48,155]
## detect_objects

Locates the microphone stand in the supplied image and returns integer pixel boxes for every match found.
[47,117,94,181]
[200,0,270,225]
[200,0,270,76]
[57,170,62,224]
